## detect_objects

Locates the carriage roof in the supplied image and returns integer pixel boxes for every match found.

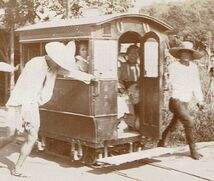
[16,13,172,32]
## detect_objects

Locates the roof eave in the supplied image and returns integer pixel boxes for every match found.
[16,13,173,32]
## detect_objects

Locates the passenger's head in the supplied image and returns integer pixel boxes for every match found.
[76,41,88,60]
[126,45,139,64]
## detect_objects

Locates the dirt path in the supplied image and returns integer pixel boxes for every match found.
[0,141,214,181]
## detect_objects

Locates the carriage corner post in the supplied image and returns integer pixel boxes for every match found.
[16,13,172,165]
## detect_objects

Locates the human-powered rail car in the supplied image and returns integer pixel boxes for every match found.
[16,13,173,164]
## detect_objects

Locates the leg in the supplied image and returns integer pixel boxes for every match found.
[174,100,202,160]
[0,127,18,149]
[157,114,178,147]
[184,127,202,160]
[14,127,38,172]
[123,98,136,130]
[0,106,21,149]
[11,103,40,177]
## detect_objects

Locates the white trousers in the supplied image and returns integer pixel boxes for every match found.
[7,103,40,132]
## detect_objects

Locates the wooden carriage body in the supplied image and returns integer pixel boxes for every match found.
[16,13,172,163]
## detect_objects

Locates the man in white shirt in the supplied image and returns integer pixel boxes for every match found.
[0,41,95,177]
[158,41,204,160]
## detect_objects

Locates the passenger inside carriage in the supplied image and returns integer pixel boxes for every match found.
[117,45,140,132]
[75,41,89,73]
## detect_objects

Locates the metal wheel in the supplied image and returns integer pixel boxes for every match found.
[81,146,98,165]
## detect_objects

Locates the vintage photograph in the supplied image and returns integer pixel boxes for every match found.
[0,0,214,180]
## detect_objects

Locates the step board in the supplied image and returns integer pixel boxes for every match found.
[117,131,140,139]
[97,147,174,165]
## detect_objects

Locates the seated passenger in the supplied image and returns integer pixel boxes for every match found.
[75,41,89,73]
[118,45,140,131]
[62,41,96,84]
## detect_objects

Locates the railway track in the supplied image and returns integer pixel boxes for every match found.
[36,145,214,181]
[95,159,214,181]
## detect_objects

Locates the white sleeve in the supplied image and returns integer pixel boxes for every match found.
[37,71,57,106]
[168,63,175,91]
[64,69,94,84]
[6,58,47,106]
[193,65,204,102]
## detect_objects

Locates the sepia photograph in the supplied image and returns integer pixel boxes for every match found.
[0,0,214,180]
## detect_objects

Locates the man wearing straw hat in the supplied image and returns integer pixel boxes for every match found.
[0,41,95,177]
[158,41,204,160]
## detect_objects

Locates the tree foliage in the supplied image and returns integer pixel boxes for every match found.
[85,0,134,15]
[0,0,136,25]
[0,0,35,28]
[140,0,214,52]
[69,0,135,18]
[34,0,65,22]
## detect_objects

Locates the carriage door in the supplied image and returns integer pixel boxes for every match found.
[140,33,161,139]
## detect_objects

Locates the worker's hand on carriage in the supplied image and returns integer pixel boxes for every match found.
[90,71,102,84]
[90,75,99,82]
[89,75,100,86]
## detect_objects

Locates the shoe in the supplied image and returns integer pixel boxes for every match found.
[190,151,203,160]
[185,127,203,160]
[11,169,31,178]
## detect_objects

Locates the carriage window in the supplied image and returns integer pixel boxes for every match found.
[75,40,89,73]
[102,23,111,35]
[144,38,159,77]
[23,43,41,64]
[93,40,117,79]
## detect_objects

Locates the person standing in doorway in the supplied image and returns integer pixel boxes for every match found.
[158,41,204,160]
[118,45,140,131]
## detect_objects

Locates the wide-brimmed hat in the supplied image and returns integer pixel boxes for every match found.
[45,41,76,71]
[169,41,203,60]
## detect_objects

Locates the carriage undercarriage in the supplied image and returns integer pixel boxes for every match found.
[38,130,173,166]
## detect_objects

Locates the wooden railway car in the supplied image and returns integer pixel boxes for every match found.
[16,13,173,164]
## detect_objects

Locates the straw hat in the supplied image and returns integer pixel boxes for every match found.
[169,41,203,60]
[45,41,76,71]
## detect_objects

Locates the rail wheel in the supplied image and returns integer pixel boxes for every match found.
[81,146,98,165]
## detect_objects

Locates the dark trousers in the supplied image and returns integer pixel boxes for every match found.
[159,98,201,159]
[159,98,194,145]
[168,98,194,129]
